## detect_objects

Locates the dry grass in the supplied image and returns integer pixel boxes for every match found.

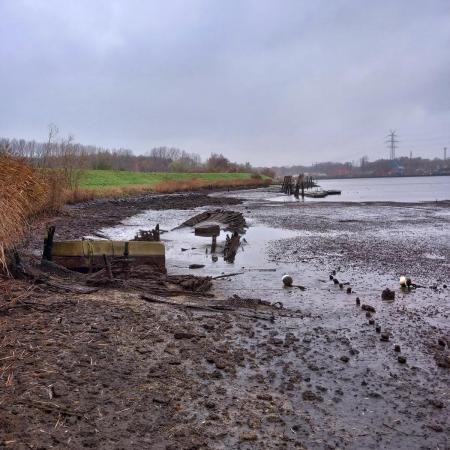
[63,177,271,202]
[63,185,155,204]
[0,154,49,272]
[152,177,271,193]
[63,178,271,204]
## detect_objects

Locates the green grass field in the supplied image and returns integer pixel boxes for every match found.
[79,170,262,189]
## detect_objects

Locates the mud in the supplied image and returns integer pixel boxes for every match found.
[1,188,449,449]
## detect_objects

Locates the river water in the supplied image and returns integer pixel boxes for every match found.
[269,175,450,203]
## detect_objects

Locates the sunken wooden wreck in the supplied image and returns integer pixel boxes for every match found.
[177,209,247,262]
[44,225,165,273]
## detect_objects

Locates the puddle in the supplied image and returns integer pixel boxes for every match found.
[87,206,333,306]
[92,208,300,279]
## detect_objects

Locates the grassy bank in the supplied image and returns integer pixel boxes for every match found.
[80,170,263,189]
[66,170,270,202]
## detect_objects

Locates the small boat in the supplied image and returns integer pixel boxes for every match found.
[324,190,341,195]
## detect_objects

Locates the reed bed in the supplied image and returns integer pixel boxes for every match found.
[63,185,155,204]
[0,154,49,272]
[152,177,271,193]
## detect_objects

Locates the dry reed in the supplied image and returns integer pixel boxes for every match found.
[152,177,271,193]
[0,154,49,271]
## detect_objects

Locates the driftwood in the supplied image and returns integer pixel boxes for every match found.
[86,262,213,296]
[140,294,273,321]
[212,272,244,280]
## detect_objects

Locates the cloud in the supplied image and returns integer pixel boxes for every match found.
[1,0,449,165]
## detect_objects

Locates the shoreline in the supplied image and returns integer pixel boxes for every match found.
[2,188,449,449]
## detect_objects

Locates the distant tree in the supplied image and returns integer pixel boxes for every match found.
[206,153,230,172]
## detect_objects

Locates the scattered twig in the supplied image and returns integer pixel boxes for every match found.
[212,272,244,280]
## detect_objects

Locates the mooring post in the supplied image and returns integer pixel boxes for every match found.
[211,235,217,253]
[42,225,56,261]
[103,254,113,281]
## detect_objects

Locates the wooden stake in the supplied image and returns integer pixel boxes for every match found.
[42,226,56,261]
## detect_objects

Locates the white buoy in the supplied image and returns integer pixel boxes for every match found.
[282,274,293,287]
[399,276,407,287]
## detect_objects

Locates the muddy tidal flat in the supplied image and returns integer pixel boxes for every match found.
[1,187,449,449]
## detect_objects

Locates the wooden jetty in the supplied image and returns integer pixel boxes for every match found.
[281,175,341,199]
[281,174,316,198]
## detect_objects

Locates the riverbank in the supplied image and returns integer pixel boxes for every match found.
[1,188,449,449]
[70,170,270,203]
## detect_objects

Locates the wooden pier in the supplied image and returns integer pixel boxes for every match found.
[281,174,316,198]
[281,175,341,199]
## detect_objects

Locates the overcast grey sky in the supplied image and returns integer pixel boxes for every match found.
[1,0,449,165]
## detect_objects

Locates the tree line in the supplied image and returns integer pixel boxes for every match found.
[0,128,274,176]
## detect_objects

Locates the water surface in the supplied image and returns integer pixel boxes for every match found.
[228,176,450,203]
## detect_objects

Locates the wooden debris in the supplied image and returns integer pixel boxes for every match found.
[212,272,244,280]
[194,224,220,237]
[177,209,246,232]
[224,231,241,262]
[133,224,160,241]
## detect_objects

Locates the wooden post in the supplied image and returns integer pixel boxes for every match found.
[103,254,113,281]
[294,175,300,198]
[123,241,130,280]
[42,225,56,261]
[211,235,217,253]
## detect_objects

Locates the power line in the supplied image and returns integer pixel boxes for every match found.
[385,130,399,160]
[402,136,450,143]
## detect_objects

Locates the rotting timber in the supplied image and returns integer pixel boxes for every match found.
[281,174,316,197]
[43,223,166,273]
[177,209,247,262]
[177,208,247,232]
